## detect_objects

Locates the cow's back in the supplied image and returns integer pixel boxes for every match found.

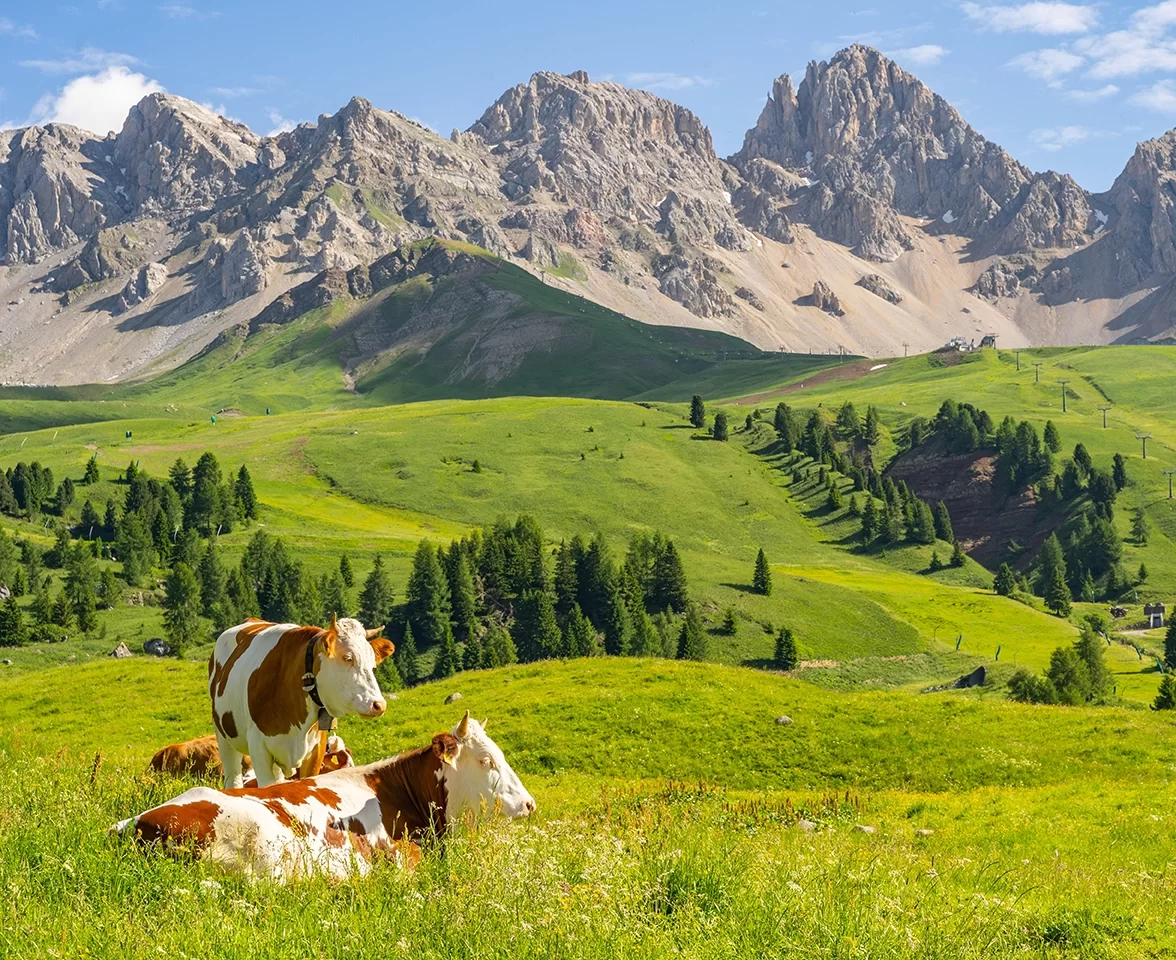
[208,620,292,750]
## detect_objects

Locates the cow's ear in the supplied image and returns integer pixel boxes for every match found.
[432,733,462,768]
[370,637,394,664]
[320,626,336,657]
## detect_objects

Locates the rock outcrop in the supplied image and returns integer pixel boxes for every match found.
[856,274,902,304]
[115,262,168,313]
[809,280,845,316]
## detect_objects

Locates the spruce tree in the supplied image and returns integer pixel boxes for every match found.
[339,553,355,589]
[932,502,954,543]
[198,541,227,619]
[629,603,659,656]
[1037,533,1066,594]
[827,483,843,510]
[950,540,966,568]
[1043,420,1061,453]
[554,538,581,618]
[168,458,191,499]
[676,605,708,661]
[376,649,405,692]
[0,596,27,646]
[1112,453,1127,491]
[99,569,120,609]
[752,548,772,596]
[651,540,688,613]
[432,624,461,679]
[1131,508,1150,545]
[103,500,119,541]
[847,494,860,517]
[321,572,349,622]
[1074,628,1112,701]
[993,563,1016,597]
[1078,569,1096,603]
[514,590,562,662]
[80,500,101,538]
[912,500,936,544]
[1165,621,1176,671]
[1047,646,1090,705]
[446,546,478,641]
[482,621,518,667]
[928,550,943,572]
[690,395,706,429]
[564,603,598,658]
[83,455,100,485]
[721,606,737,635]
[358,555,395,630]
[1045,566,1072,616]
[235,465,259,520]
[1139,562,1149,583]
[406,540,451,649]
[395,623,422,686]
[864,406,881,445]
[163,562,202,656]
[713,412,729,442]
[774,626,798,670]
[1154,675,1176,710]
[861,497,877,541]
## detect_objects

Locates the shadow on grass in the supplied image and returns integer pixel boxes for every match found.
[720,582,758,595]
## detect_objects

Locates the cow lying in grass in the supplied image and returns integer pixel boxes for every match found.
[209,616,392,788]
[149,734,353,784]
[113,713,535,881]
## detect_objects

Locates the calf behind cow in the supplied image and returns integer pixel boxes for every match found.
[209,616,392,788]
[114,713,536,882]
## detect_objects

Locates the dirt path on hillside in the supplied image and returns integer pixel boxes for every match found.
[736,358,881,405]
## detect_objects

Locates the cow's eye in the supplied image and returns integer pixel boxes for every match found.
[480,756,495,769]
[343,654,354,665]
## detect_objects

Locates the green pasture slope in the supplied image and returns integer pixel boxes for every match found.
[2,658,1176,958]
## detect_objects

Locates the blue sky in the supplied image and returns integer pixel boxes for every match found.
[2,1,1176,191]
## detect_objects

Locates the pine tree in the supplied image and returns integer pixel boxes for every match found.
[564,603,598,658]
[514,590,562,662]
[1112,453,1127,491]
[1154,674,1176,710]
[1074,628,1112,701]
[651,540,689,613]
[861,496,878,541]
[358,555,395,630]
[235,465,259,520]
[103,499,119,541]
[339,553,355,589]
[1047,646,1090,705]
[432,624,461,679]
[713,412,729,442]
[949,540,966,568]
[629,603,659,656]
[1131,508,1150,545]
[1043,420,1061,453]
[721,606,737,635]
[774,626,798,670]
[482,621,518,667]
[676,605,708,661]
[321,572,349,622]
[405,540,451,649]
[0,596,27,647]
[1072,443,1093,479]
[163,562,202,656]
[928,550,943,572]
[752,548,772,596]
[912,500,936,544]
[462,634,484,671]
[198,541,227,619]
[1139,562,1149,584]
[80,499,101,538]
[690,395,706,429]
[83,455,100,485]
[1078,569,1096,603]
[1037,533,1066,595]
[1044,566,1072,616]
[446,546,478,640]
[864,405,881,445]
[395,623,422,686]
[847,494,860,517]
[187,452,223,535]
[168,458,191,499]
[827,483,843,510]
[1165,621,1176,670]
[376,649,405,692]
[933,502,954,543]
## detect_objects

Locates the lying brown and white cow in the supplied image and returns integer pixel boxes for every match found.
[208,616,392,788]
[149,734,353,784]
[113,713,535,881]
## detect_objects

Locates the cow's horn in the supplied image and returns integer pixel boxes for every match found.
[365,625,384,639]
[329,612,338,630]
[456,710,470,738]
[480,717,489,730]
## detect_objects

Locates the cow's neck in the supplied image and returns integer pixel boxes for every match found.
[365,747,449,841]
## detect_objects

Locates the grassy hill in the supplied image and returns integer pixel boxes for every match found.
[1,657,1174,957]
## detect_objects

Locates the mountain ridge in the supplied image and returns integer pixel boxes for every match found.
[3,45,1176,386]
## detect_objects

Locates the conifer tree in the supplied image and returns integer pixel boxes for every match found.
[1153,674,1176,710]
[713,412,729,442]
[1165,621,1176,671]
[861,496,877,541]
[446,546,478,640]
[376,649,405,692]
[84,455,100,485]
[99,569,120,609]
[514,590,562,663]
[169,458,191,499]
[163,562,202,655]
[1043,420,1061,453]
[1074,628,1111,701]
[752,548,772,596]
[676,605,708,661]
[358,555,395,630]
[1037,533,1066,594]
[321,571,349,622]
[1112,453,1127,491]
[432,624,461,679]
[103,499,119,541]
[993,563,1016,596]
[721,606,737,635]
[690,395,706,429]
[1131,508,1150,545]
[339,553,355,589]
[198,541,227,619]
[847,494,860,517]
[932,502,954,543]
[395,623,422,686]
[629,603,659,656]
[553,538,582,619]
[1045,565,1072,616]
[912,500,936,544]
[864,406,881,444]
[651,540,688,613]
[482,621,518,667]
[80,500,101,538]
[0,596,27,646]
[827,483,843,510]
[564,603,598,658]
[774,626,798,670]
[1139,561,1149,584]
[405,540,451,649]
[949,540,966,568]
[1078,569,1096,602]
[928,550,943,572]
[235,465,259,520]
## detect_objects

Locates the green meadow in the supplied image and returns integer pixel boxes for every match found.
[2,327,1176,955]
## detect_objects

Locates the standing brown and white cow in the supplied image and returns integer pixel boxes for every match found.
[113,713,536,881]
[208,616,392,788]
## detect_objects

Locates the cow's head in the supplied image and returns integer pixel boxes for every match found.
[437,711,536,821]
[315,617,393,720]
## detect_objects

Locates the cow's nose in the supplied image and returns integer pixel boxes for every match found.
[523,798,536,815]
[369,699,386,717]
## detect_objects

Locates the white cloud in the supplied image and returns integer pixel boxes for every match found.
[1065,83,1119,101]
[961,2,1098,34]
[159,4,221,19]
[1029,124,1090,150]
[623,72,713,92]
[0,18,38,39]
[1130,78,1176,111]
[1007,47,1084,83]
[210,85,260,98]
[265,109,296,136]
[1132,1,1176,35]
[30,66,163,135]
[888,44,949,66]
[20,48,140,75]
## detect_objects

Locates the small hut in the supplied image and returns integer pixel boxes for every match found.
[1145,602,1166,629]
